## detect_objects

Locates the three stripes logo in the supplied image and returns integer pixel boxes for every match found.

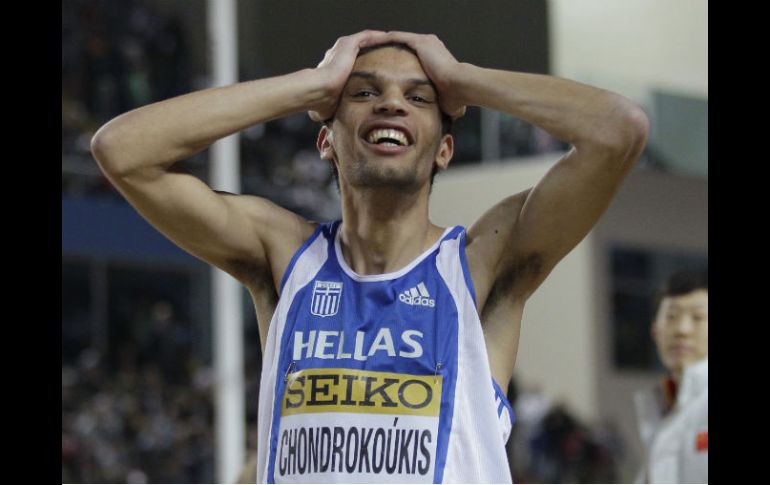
[399,282,435,307]
[310,281,343,317]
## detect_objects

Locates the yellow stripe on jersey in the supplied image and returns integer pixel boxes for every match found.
[281,368,442,417]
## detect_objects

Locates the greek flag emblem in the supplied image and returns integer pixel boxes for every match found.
[310,281,343,317]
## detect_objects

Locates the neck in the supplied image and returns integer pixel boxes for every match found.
[338,183,444,275]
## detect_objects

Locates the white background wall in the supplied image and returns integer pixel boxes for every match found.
[549,0,708,103]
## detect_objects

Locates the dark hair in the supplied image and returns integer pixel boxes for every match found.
[653,269,708,314]
[323,42,453,190]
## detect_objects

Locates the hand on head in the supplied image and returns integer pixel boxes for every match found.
[378,31,466,119]
[308,30,390,122]
[308,30,466,123]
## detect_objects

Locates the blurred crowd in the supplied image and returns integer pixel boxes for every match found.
[62,331,623,483]
[62,0,568,222]
[63,0,196,197]
[62,300,216,483]
[506,381,625,483]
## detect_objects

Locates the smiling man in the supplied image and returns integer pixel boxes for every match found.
[91,30,648,483]
[635,270,708,483]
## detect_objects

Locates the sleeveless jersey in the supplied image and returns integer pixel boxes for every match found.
[256,221,515,483]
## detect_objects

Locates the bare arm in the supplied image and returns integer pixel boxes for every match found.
[459,65,649,300]
[384,32,648,386]
[91,30,390,285]
[383,31,648,302]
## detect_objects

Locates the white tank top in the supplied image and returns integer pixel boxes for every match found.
[256,221,514,483]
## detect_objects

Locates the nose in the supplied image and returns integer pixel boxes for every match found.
[374,88,407,116]
[672,314,695,336]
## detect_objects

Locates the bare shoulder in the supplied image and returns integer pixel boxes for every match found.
[217,192,319,290]
[464,188,533,313]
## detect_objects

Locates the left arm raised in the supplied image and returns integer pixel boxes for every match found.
[384,31,649,301]
[457,64,650,299]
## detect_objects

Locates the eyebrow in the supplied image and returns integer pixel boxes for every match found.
[349,71,436,90]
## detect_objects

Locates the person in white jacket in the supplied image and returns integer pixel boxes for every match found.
[634,270,708,483]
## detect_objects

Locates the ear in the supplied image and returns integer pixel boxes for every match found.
[317,125,335,161]
[434,133,454,171]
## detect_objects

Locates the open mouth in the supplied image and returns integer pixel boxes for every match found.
[365,128,412,147]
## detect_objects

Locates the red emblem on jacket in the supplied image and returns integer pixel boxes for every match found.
[695,430,708,452]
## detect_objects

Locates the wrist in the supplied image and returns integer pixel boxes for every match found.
[303,67,344,118]
[450,62,481,107]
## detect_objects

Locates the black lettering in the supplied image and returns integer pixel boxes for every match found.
[345,427,359,472]
[341,374,358,405]
[308,374,339,405]
[398,429,414,474]
[398,379,432,409]
[331,427,344,472]
[320,427,331,472]
[288,428,298,475]
[358,427,373,473]
[285,376,306,408]
[297,427,307,474]
[279,429,288,475]
[418,430,432,475]
[308,427,319,473]
[372,428,385,473]
[411,428,419,474]
[360,377,399,407]
[385,427,400,473]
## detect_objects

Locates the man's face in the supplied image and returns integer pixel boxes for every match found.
[318,47,453,192]
[652,289,708,376]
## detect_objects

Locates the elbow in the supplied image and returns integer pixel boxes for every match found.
[620,102,650,156]
[587,99,650,165]
[90,122,133,178]
[90,129,105,160]
[90,124,116,171]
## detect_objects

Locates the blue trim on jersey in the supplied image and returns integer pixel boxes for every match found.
[457,229,477,306]
[267,221,467,483]
[268,223,335,482]
[492,378,516,426]
[279,223,325,294]
[430,226,465,484]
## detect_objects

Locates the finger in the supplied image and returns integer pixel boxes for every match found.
[356,30,391,49]
[308,110,325,123]
[452,106,467,120]
[382,31,424,48]
[346,30,387,45]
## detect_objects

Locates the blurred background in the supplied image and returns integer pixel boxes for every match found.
[61,0,707,482]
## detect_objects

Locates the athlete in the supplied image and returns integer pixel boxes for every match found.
[92,30,648,483]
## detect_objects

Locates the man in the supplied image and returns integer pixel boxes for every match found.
[634,270,708,483]
[92,30,648,483]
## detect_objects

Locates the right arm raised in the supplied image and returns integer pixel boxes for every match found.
[91,69,328,281]
[91,30,389,285]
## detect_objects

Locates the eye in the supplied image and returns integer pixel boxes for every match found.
[665,311,681,323]
[692,313,707,323]
[409,95,430,103]
[353,90,377,98]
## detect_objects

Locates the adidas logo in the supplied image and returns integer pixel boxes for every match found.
[399,282,436,307]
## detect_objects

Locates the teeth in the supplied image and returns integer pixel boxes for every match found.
[366,128,409,146]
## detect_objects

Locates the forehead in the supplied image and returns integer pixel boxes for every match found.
[352,47,427,80]
[660,289,708,311]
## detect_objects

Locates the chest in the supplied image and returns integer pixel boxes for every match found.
[278,268,459,374]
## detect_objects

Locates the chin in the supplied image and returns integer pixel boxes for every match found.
[350,162,422,191]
